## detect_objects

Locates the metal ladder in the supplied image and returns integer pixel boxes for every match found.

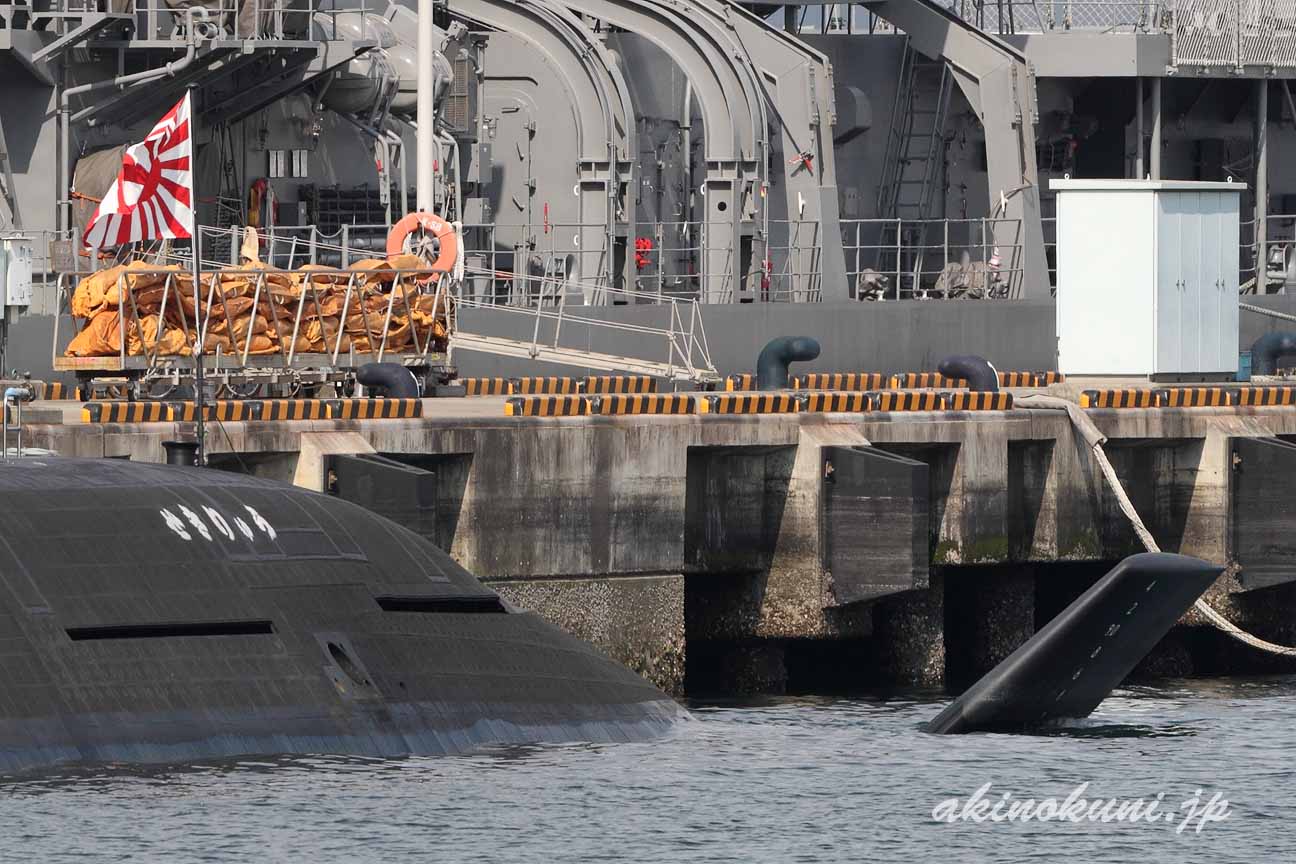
[2,386,32,457]
[875,39,953,295]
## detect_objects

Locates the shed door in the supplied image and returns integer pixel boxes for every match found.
[1216,193,1240,371]
[1197,194,1222,371]
[1155,194,1184,373]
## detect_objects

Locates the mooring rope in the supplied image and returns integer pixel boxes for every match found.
[1017,394,1296,657]
[1240,301,1296,325]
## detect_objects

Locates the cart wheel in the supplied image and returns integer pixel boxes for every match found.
[219,382,261,400]
[291,382,322,399]
[140,381,179,401]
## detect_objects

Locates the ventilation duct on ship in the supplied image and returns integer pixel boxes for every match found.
[833,85,872,145]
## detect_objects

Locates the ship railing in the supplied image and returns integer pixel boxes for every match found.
[1167,0,1296,69]
[213,223,393,270]
[124,0,341,42]
[840,217,1027,300]
[51,258,455,378]
[0,0,123,32]
[453,222,716,377]
[459,219,834,305]
[459,220,718,305]
[783,2,1166,36]
[943,0,1166,34]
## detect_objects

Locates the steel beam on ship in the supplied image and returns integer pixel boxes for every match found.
[449,0,637,299]
[860,0,1050,297]
[539,0,760,302]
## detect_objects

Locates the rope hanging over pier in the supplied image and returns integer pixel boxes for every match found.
[1017,394,1296,658]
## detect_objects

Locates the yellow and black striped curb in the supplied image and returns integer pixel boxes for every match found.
[84,399,421,423]
[868,390,945,411]
[998,371,1065,388]
[505,395,591,417]
[1156,387,1237,408]
[44,382,73,400]
[723,373,756,392]
[699,393,800,414]
[1079,389,1160,408]
[512,376,580,395]
[81,402,171,423]
[997,371,1038,388]
[258,399,330,421]
[889,372,967,390]
[943,391,1014,411]
[583,375,658,394]
[1236,386,1296,406]
[800,392,870,412]
[460,377,513,396]
[327,398,422,420]
[595,394,695,415]
[168,400,264,422]
[792,372,886,391]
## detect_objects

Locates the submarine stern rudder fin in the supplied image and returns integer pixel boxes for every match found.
[926,553,1223,734]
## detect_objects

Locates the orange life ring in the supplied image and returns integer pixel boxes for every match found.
[386,211,458,280]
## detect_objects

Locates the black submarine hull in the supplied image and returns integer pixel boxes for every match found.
[0,457,683,771]
[927,553,1222,734]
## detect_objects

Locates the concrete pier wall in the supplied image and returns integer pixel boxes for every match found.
[22,402,1296,694]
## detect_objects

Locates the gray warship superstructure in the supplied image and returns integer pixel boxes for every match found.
[2,0,1295,379]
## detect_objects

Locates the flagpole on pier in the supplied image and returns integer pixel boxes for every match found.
[189,86,205,467]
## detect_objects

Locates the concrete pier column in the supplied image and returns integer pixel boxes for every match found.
[940,427,1010,564]
[943,565,1035,687]
[491,575,686,695]
[872,575,945,685]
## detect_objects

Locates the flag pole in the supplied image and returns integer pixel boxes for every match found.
[189,86,205,467]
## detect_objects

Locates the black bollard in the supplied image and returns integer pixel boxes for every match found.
[938,354,1000,393]
[162,440,199,467]
[756,337,821,391]
[356,362,421,398]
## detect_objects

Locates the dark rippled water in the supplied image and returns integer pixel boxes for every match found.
[4,676,1294,862]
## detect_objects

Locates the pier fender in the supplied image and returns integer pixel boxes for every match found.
[356,362,421,399]
[821,445,929,606]
[1249,331,1296,375]
[925,552,1222,734]
[293,432,376,491]
[161,440,199,467]
[756,337,821,391]
[938,355,1000,392]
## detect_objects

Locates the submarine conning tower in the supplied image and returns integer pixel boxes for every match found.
[0,456,682,772]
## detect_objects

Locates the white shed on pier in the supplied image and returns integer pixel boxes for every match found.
[1051,178,1243,379]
